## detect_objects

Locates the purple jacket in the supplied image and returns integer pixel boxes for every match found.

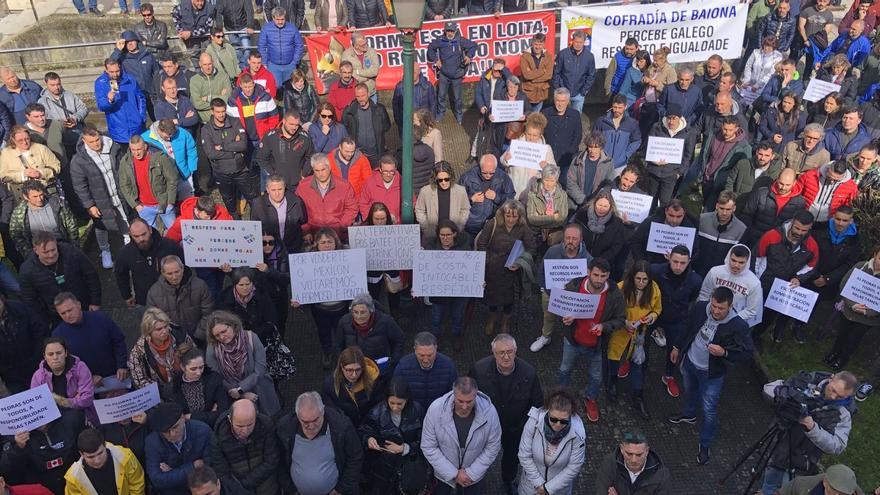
[30,356,96,423]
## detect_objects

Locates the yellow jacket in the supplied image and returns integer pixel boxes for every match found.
[64,443,145,495]
[0,142,60,186]
[607,281,662,361]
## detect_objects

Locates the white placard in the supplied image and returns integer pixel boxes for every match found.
[548,289,601,318]
[412,250,486,298]
[0,384,61,435]
[803,78,842,103]
[347,224,421,271]
[646,222,696,255]
[611,189,653,224]
[645,136,684,164]
[764,278,819,323]
[94,383,161,425]
[561,0,748,69]
[739,88,761,106]
[490,100,524,123]
[543,258,589,290]
[507,140,548,171]
[181,220,262,268]
[840,267,880,312]
[505,240,524,268]
[290,249,368,304]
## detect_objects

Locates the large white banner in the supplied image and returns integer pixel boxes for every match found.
[94,383,161,425]
[181,220,263,268]
[0,384,61,435]
[290,249,369,304]
[412,250,486,298]
[561,0,748,69]
[348,224,421,271]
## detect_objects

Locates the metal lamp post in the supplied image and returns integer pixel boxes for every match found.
[393,0,425,224]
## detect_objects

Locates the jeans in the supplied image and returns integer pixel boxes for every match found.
[645,172,679,210]
[680,356,725,448]
[177,176,194,202]
[227,33,253,69]
[268,61,298,89]
[71,0,97,12]
[654,321,685,376]
[436,73,463,122]
[431,297,466,335]
[118,0,140,11]
[195,268,223,303]
[557,338,602,399]
[761,466,791,495]
[0,263,21,294]
[95,206,131,252]
[569,94,585,113]
[830,320,870,365]
[434,480,484,495]
[138,204,177,230]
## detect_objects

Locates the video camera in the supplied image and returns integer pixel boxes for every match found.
[772,376,824,427]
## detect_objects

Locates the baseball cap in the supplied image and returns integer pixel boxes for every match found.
[444,21,458,31]
[824,464,862,495]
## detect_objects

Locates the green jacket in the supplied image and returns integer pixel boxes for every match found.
[725,155,783,199]
[526,178,568,233]
[189,69,232,123]
[9,195,79,257]
[746,0,774,32]
[117,149,179,212]
[205,42,240,84]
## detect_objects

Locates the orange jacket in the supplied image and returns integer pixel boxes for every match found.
[328,147,373,197]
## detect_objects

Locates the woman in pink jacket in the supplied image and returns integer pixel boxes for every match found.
[30,336,96,425]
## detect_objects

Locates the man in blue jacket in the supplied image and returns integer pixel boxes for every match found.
[392,332,458,411]
[94,58,147,156]
[552,30,596,113]
[823,106,870,161]
[818,19,871,68]
[110,31,158,120]
[458,154,515,236]
[145,402,213,495]
[603,37,638,98]
[258,7,304,95]
[392,61,436,133]
[592,94,641,170]
[668,286,754,466]
[0,67,42,124]
[542,88,582,186]
[658,68,703,126]
[756,59,803,113]
[427,21,478,124]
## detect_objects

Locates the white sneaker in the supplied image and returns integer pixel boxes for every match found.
[100,250,113,269]
[530,335,551,352]
[651,328,667,347]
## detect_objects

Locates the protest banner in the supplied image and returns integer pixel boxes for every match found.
[490,100,524,123]
[508,140,548,170]
[181,220,262,268]
[548,289,601,318]
[645,136,685,164]
[764,278,820,323]
[290,249,368,304]
[413,250,486,298]
[0,384,61,435]
[304,11,557,94]
[611,189,653,224]
[561,0,748,69]
[803,78,842,103]
[646,222,696,254]
[840,267,880,312]
[94,383,161,425]
[543,258,588,290]
[348,224,421,271]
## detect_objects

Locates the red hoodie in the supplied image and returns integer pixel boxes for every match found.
[771,179,803,215]
[236,65,278,99]
[165,196,233,242]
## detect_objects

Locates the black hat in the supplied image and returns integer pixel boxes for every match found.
[666,104,683,118]
[444,21,458,31]
[148,402,184,432]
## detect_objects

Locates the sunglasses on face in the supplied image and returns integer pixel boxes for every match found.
[548,416,570,425]
[263,239,275,246]
[437,177,451,183]
[214,34,224,38]
[320,114,333,119]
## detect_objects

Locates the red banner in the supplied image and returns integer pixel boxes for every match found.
[304,10,557,94]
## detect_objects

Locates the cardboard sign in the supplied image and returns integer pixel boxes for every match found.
[547,289,601,318]
[645,136,685,164]
[646,222,696,255]
[803,78,841,103]
[94,383,161,425]
[181,220,262,268]
[764,278,819,323]
[611,189,653,224]
[543,258,589,290]
[348,224,421,271]
[290,249,369,304]
[412,250,486,298]
[840,267,880,312]
[507,140,549,171]
[490,100,524,123]
[0,384,61,435]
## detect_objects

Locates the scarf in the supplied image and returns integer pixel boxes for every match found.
[234,288,255,308]
[214,332,249,383]
[148,336,179,383]
[353,313,375,338]
[542,187,555,215]
[543,413,571,445]
[587,207,612,234]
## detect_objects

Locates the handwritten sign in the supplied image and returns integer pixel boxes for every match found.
[290,249,368,304]
[764,278,819,323]
[803,78,841,103]
[739,87,761,106]
[645,136,684,164]
[507,140,548,171]
[646,222,696,255]
[181,220,262,268]
[0,384,61,435]
[505,240,524,268]
[94,383,160,425]
[348,224,421,271]
[543,258,588,290]
[548,289,601,318]
[611,189,653,224]
[490,100,524,123]
[841,268,880,312]
[413,250,486,298]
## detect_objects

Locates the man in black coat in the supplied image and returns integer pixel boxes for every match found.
[594,432,672,494]
[211,399,280,495]
[254,111,313,191]
[629,199,700,265]
[341,83,391,168]
[249,174,306,253]
[0,291,48,395]
[468,334,543,495]
[737,168,807,247]
[806,205,861,301]
[542,88,583,187]
[114,218,183,307]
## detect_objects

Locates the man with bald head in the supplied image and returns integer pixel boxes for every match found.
[738,168,808,246]
[458,154,515,236]
[822,18,871,68]
[189,53,232,124]
[211,399,280,495]
[0,66,42,124]
[699,90,748,142]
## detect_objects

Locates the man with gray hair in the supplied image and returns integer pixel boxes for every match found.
[258,7,305,91]
[295,152,358,243]
[658,67,704,125]
[145,254,214,342]
[542,87,583,186]
[458,154,515,236]
[421,377,501,494]
[780,123,830,174]
[278,391,363,495]
[393,331,458,410]
[342,31,380,102]
[468,335,542,494]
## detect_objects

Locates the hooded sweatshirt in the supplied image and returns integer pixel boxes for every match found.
[704,127,747,182]
[687,301,738,371]
[698,244,763,325]
[802,163,855,222]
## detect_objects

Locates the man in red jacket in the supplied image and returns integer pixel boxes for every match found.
[296,153,358,243]
[327,61,356,120]
[358,154,401,220]
[165,195,233,243]
[328,137,373,197]
[236,50,277,99]
[226,74,279,145]
[798,160,858,226]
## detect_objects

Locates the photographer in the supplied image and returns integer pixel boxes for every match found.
[759,370,859,495]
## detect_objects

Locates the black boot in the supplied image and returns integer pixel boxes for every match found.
[633,392,650,419]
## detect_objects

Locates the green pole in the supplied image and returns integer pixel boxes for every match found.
[400,30,415,224]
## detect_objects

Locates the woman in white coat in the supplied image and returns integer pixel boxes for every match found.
[517,388,586,495]
[741,36,784,96]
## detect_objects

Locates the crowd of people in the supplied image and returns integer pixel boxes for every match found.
[0,0,879,493]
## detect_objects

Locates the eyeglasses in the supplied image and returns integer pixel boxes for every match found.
[436,177,451,183]
[319,114,333,119]
[262,239,275,246]
[548,416,570,425]
[342,366,363,374]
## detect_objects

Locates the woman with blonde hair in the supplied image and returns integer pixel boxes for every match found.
[501,112,557,197]
[638,47,677,138]
[321,346,381,427]
[415,108,443,162]
[127,307,194,391]
[0,125,61,200]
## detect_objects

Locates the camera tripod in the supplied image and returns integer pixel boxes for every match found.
[718,420,795,495]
